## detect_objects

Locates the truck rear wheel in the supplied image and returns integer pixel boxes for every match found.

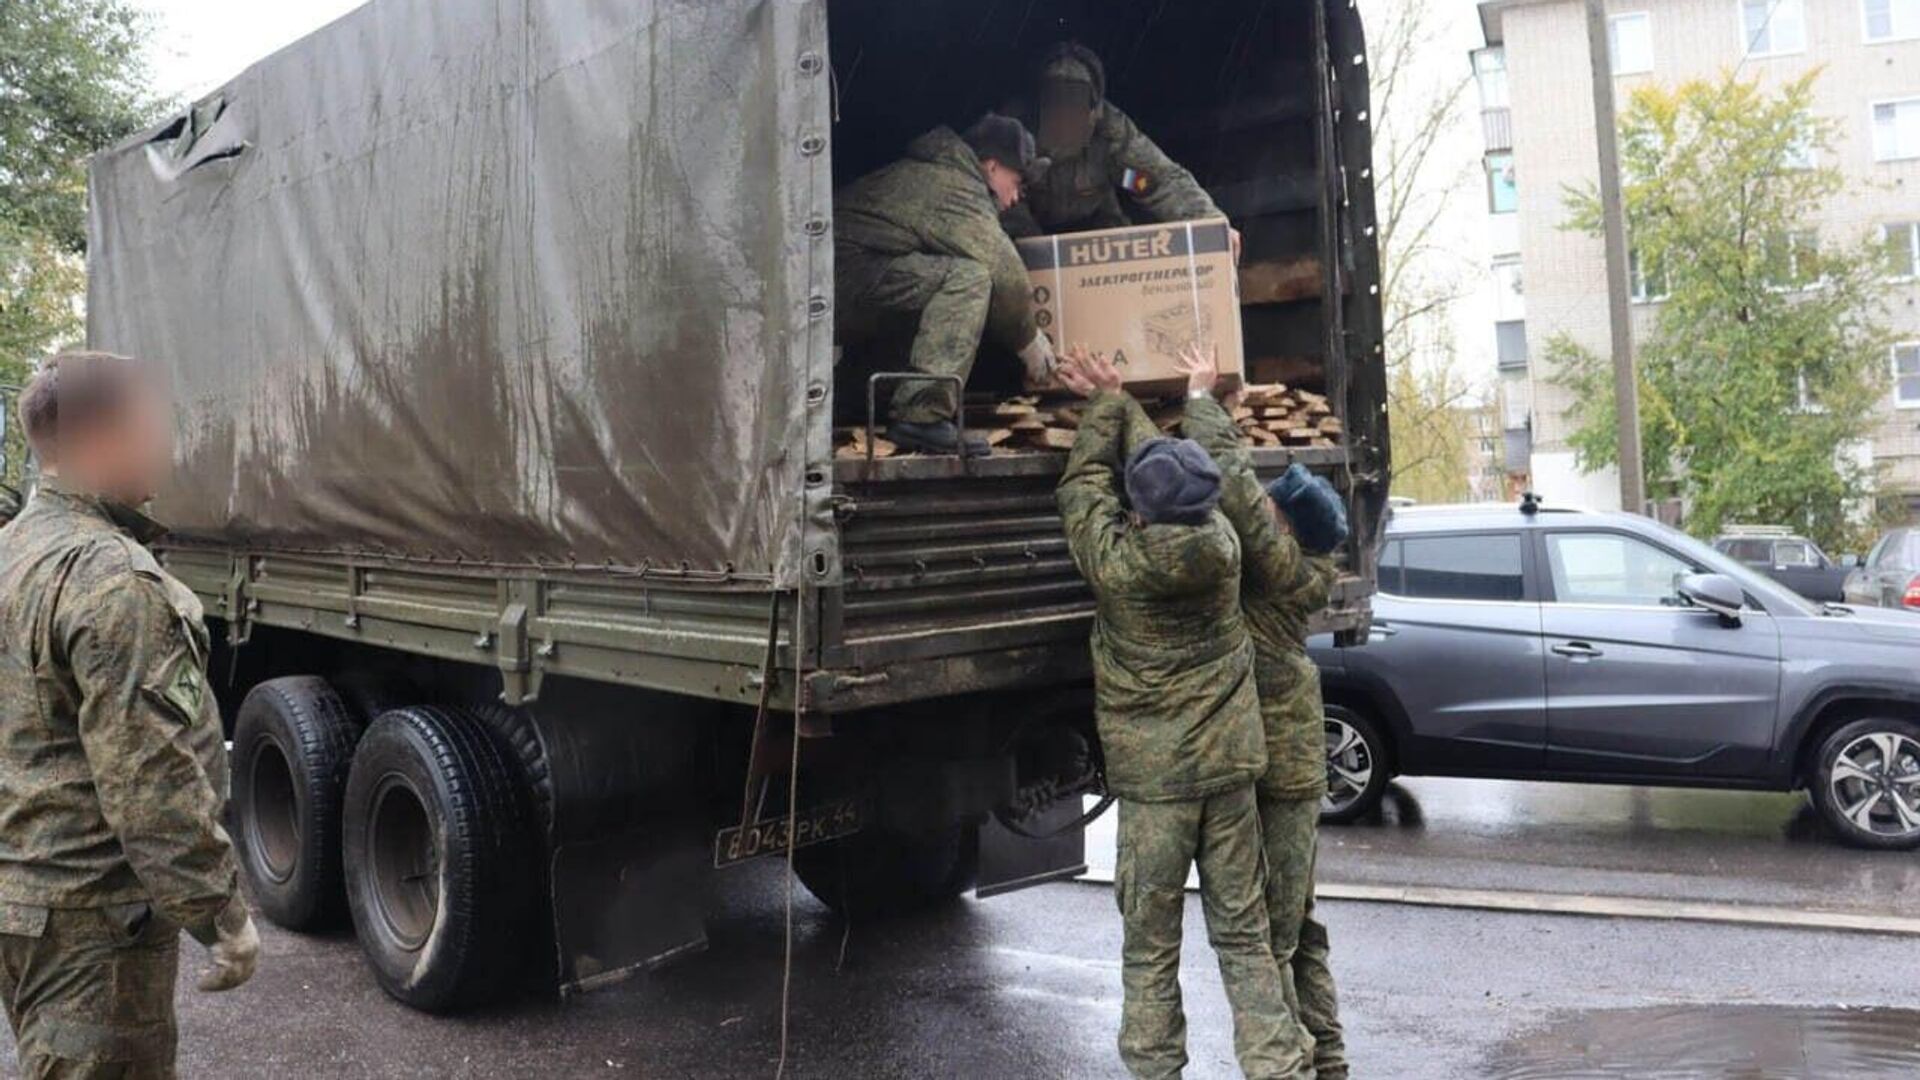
[343,706,535,1012]
[231,676,364,930]
[792,825,979,920]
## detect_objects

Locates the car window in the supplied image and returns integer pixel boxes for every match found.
[1394,534,1525,601]
[1772,540,1818,567]
[1723,539,1768,563]
[1904,532,1920,570]
[1545,531,1695,607]
[1868,533,1896,570]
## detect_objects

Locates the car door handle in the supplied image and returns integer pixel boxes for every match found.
[1552,641,1603,660]
[1369,621,1398,640]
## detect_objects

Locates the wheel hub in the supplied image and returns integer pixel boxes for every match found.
[1829,731,1920,838]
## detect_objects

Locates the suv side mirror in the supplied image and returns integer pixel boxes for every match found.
[1678,573,1744,624]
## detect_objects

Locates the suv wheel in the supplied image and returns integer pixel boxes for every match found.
[1810,717,1920,850]
[1321,704,1389,824]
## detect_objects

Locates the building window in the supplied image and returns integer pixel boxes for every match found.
[1895,343,1920,408]
[1610,13,1654,75]
[1782,132,1817,170]
[1864,0,1920,43]
[1885,222,1920,280]
[1742,0,1806,55]
[1874,99,1920,162]
[1762,229,1819,288]
[1629,250,1668,302]
[1486,152,1519,213]
[1496,320,1529,373]
[1473,47,1509,109]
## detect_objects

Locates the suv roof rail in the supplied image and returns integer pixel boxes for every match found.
[1720,524,1796,538]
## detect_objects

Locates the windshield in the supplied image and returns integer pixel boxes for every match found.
[1638,519,1817,615]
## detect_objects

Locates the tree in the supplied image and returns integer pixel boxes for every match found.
[1549,73,1894,552]
[0,0,157,482]
[1362,0,1486,503]
[1388,350,1479,504]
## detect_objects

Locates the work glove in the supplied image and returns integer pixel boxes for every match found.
[1019,331,1058,389]
[196,894,261,993]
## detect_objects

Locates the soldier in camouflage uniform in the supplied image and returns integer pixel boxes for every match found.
[0,353,258,1079]
[1004,42,1242,262]
[1054,348,1312,1080]
[1179,344,1350,1080]
[834,115,1057,456]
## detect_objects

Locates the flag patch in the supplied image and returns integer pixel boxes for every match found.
[1120,168,1155,195]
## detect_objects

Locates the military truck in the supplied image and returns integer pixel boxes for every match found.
[85,0,1388,1012]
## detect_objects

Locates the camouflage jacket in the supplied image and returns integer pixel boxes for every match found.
[0,485,238,941]
[833,126,1038,352]
[0,485,19,529]
[1058,391,1266,802]
[1185,397,1332,801]
[1005,102,1222,236]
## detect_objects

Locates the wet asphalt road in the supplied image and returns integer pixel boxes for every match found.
[15,778,1920,1077]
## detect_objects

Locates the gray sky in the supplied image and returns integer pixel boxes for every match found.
[143,0,366,103]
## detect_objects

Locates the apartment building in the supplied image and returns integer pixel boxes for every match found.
[1474,0,1920,511]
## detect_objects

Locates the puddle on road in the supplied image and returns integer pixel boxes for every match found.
[1485,1005,1920,1079]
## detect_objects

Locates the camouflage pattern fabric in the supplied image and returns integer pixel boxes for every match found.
[0,485,20,529]
[1057,390,1266,803]
[1184,396,1331,801]
[1003,103,1222,237]
[834,127,1039,424]
[1115,786,1314,1080]
[0,485,239,940]
[1261,796,1348,1080]
[0,903,179,1078]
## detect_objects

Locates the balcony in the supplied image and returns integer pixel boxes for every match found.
[1482,107,1513,153]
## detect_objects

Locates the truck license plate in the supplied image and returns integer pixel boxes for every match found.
[713,797,864,868]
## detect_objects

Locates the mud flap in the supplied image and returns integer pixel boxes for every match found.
[975,799,1089,899]
[550,818,709,995]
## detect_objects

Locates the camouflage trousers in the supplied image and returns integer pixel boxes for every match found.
[834,246,989,424]
[1115,786,1314,1080]
[0,904,178,1079]
[1261,797,1346,1080]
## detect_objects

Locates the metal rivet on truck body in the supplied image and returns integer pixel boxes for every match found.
[807,295,829,320]
[798,52,824,75]
[804,217,829,238]
[799,133,825,156]
[806,382,827,405]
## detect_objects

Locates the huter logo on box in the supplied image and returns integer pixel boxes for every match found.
[1065,229,1175,266]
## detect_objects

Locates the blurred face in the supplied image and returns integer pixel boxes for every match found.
[60,379,174,505]
[1037,79,1096,157]
[983,159,1023,212]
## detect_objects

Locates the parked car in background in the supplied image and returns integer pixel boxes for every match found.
[1712,527,1855,603]
[1310,501,1920,850]
[1842,527,1920,611]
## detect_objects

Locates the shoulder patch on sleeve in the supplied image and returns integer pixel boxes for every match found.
[1119,168,1155,196]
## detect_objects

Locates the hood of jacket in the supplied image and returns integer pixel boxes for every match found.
[1126,515,1241,600]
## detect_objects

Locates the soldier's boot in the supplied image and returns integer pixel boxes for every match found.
[888,419,989,457]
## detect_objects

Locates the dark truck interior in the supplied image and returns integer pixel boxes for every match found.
[812,0,1385,669]
[826,0,1368,421]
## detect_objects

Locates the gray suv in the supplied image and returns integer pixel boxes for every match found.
[1309,502,1920,849]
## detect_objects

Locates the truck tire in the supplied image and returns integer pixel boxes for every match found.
[231,676,364,930]
[1809,717,1920,851]
[792,825,979,920]
[343,706,535,1012]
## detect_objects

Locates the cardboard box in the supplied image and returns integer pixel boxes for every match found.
[1017,217,1245,396]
